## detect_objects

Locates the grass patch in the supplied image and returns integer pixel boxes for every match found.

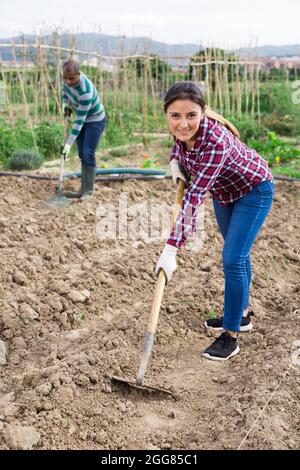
[108,148,129,158]
[206,310,217,320]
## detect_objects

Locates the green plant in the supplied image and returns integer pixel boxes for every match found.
[164,138,174,148]
[142,154,163,169]
[9,149,44,171]
[108,148,129,158]
[206,310,217,320]
[35,121,64,160]
[272,165,300,179]
[142,134,153,148]
[259,82,300,136]
[101,154,113,162]
[0,121,16,167]
[229,116,267,143]
[0,118,36,168]
[142,157,155,168]
[74,312,86,325]
[249,131,300,166]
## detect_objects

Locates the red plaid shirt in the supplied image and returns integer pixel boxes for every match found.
[167,115,273,248]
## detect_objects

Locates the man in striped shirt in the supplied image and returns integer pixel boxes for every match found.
[62,59,106,199]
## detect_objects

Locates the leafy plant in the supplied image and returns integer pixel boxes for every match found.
[108,148,129,158]
[9,149,44,170]
[142,157,155,168]
[249,131,300,166]
[0,121,16,167]
[206,310,217,320]
[229,116,267,143]
[142,153,164,169]
[164,138,174,148]
[272,165,300,179]
[35,121,64,160]
[259,82,300,136]
[0,118,36,168]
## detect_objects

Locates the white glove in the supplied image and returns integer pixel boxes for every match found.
[155,244,178,284]
[62,143,71,158]
[170,159,188,186]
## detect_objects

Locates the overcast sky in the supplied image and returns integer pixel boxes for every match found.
[0,0,299,47]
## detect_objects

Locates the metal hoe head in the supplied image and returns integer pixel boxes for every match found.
[110,375,173,395]
[43,187,71,209]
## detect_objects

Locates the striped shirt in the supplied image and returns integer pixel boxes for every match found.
[167,115,273,248]
[62,72,105,146]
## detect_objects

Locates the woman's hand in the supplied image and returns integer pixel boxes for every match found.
[170,159,189,186]
[155,244,178,284]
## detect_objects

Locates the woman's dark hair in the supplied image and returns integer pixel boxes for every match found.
[164,80,240,138]
[164,81,205,113]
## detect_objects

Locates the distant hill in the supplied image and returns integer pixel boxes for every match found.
[236,44,300,58]
[0,33,300,60]
[0,33,200,61]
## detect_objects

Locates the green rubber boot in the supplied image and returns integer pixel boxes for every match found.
[64,165,86,198]
[80,166,96,201]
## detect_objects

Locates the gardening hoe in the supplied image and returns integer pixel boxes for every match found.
[43,117,71,208]
[111,179,186,395]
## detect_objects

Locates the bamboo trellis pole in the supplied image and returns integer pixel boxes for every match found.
[243,64,249,119]
[215,58,223,114]
[36,44,49,116]
[147,59,159,132]
[0,60,14,125]
[37,43,61,117]
[250,64,255,122]
[204,48,211,107]
[223,62,230,116]
[155,56,159,97]
[256,64,261,124]
[132,58,139,114]
[162,53,166,95]
[55,35,63,121]
[33,67,40,126]
[11,45,37,150]
[143,58,149,131]
[236,59,242,119]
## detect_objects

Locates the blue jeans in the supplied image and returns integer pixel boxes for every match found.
[76,118,106,168]
[212,180,274,332]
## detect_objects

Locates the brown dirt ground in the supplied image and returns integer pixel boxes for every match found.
[0,158,300,450]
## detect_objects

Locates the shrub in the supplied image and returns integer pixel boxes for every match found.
[248,131,300,165]
[206,310,217,320]
[108,148,129,157]
[0,121,16,167]
[9,149,44,171]
[259,82,300,136]
[0,119,37,168]
[164,138,174,148]
[228,116,267,143]
[35,121,64,160]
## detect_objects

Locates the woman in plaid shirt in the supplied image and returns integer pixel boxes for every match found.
[156,81,274,361]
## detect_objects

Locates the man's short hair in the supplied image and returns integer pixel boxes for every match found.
[63,60,80,74]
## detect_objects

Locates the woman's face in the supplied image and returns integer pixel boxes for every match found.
[166,99,203,147]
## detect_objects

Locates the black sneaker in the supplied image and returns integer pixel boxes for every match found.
[202,332,240,361]
[204,311,254,332]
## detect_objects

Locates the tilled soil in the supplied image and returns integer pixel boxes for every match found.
[0,174,299,450]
